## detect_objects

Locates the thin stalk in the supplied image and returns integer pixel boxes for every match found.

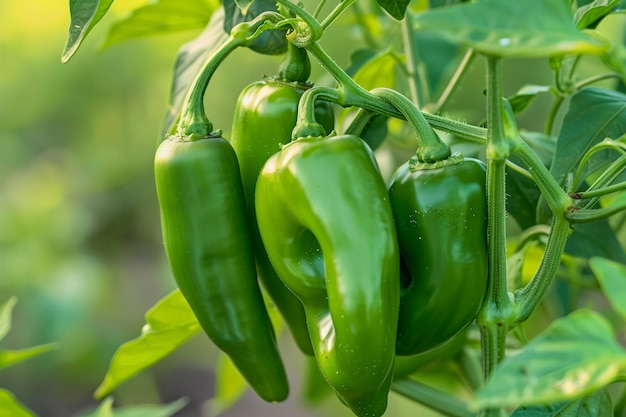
[514,216,572,321]
[305,41,488,142]
[544,95,564,136]
[567,197,626,223]
[320,0,356,29]
[574,73,622,90]
[510,136,572,215]
[391,379,475,417]
[178,36,244,138]
[313,0,327,19]
[401,12,427,106]
[571,181,626,200]
[428,49,476,114]
[579,154,626,209]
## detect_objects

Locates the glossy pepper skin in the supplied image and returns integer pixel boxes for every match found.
[154,134,288,402]
[389,156,488,356]
[255,134,400,417]
[229,79,334,355]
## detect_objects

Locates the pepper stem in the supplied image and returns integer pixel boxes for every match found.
[278,42,311,83]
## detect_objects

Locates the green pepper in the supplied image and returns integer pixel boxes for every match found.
[255,134,399,417]
[389,156,488,356]
[154,133,288,402]
[229,45,334,356]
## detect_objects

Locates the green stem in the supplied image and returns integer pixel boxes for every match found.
[292,86,342,139]
[544,95,564,136]
[476,57,511,417]
[505,159,533,180]
[391,379,475,417]
[178,36,244,138]
[313,0,327,18]
[371,87,451,162]
[274,0,323,45]
[571,141,626,192]
[567,198,626,223]
[580,154,626,210]
[305,41,488,142]
[574,73,622,90]
[510,136,572,216]
[458,346,484,391]
[427,49,476,114]
[401,12,427,106]
[320,0,356,29]
[514,216,572,322]
[572,181,626,200]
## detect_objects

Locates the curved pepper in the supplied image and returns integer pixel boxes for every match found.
[229,53,334,356]
[230,80,334,355]
[389,156,488,356]
[154,134,288,402]
[255,134,399,417]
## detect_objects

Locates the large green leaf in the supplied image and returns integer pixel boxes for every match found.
[0,344,58,371]
[62,0,116,63]
[474,310,626,409]
[0,389,35,417]
[550,88,626,190]
[412,0,608,57]
[565,221,626,263]
[510,389,613,416]
[161,8,229,138]
[94,290,200,399]
[0,297,16,342]
[78,397,188,417]
[101,0,219,49]
[590,257,626,320]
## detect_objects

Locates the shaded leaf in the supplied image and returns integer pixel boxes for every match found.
[565,221,626,263]
[352,49,398,91]
[223,0,287,55]
[62,0,115,63]
[0,297,17,341]
[550,88,626,190]
[101,0,219,49]
[377,0,411,20]
[0,389,35,417]
[0,344,58,371]
[590,257,626,319]
[161,8,229,138]
[78,398,187,417]
[474,310,626,409]
[511,389,613,416]
[94,290,200,399]
[575,0,621,29]
[412,0,608,58]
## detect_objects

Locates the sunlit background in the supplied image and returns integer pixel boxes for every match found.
[2,1,624,416]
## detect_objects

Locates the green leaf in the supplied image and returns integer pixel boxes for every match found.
[78,398,187,417]
[575,0,621,29]
[510,389,613,416]
[550,88,626,190]
[0,343,58,371]
[0,389,35,417]
[62,0,116,63]
[208,352,248,417]
[223,0,287,55]
[161,8,229,137]
[508,85,554,114]
[376,0,410,20]
[94,290,201,399]
[565,221,626,263]
[101,0,219,49]
[0,297,17,341]
[79,398,114,417]
[474,310,626,409]
[590,257,626,319]
[412,0,608,57]
[352,49,398,91]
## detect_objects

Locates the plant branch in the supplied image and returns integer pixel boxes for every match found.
[391,379,475,417]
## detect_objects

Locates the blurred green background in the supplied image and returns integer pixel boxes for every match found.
[2,1,624,416]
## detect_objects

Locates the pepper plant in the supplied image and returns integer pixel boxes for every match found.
[57,0,626,416]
